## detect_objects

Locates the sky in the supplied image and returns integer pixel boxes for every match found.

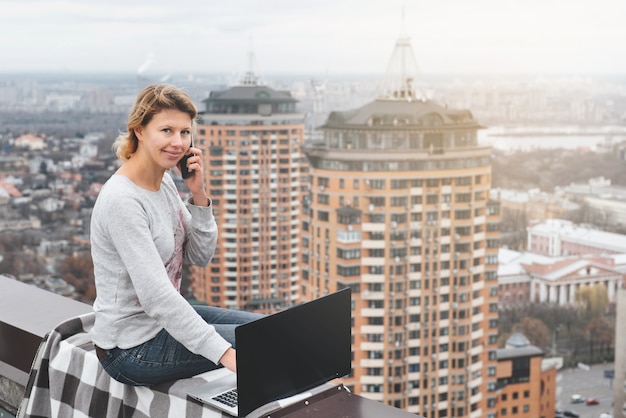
[0,0,624,77]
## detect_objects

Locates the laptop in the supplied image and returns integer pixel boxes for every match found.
[187,288,352,417]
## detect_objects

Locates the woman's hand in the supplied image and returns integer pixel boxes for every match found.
[219,348,237,373]
[182,145,209,206]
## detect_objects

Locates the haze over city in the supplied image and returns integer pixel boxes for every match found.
[1,0,625,76]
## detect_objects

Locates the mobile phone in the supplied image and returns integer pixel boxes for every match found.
[178,135,195,179]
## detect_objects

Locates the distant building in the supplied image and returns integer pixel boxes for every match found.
[498,248,626,308]
[491,188,578,222]
[191,70,305,313]
[497,249,545,308]
[558,177,626,227]
[496,332,557,418]
[528,218,626,256]
[14,134,46,151]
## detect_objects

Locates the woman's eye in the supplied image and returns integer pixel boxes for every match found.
[162,128,171,133]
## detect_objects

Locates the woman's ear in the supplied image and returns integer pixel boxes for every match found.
[134,127,143,141]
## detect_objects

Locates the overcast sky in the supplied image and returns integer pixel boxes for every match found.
[1,0,624,77]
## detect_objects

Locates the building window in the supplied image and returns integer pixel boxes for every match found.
[337,230,361,243]
[337,265,360,277]
[337,248,361,259]
[369,179,386,189]
[391,179,408,189]
[426,194,438,204]
[391,196,407,207]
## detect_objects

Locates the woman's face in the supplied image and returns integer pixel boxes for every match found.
[134,109,192,171]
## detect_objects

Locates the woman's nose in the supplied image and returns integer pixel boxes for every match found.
[172,133,184,147]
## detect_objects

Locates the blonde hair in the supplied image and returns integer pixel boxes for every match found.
[113,84,197,161]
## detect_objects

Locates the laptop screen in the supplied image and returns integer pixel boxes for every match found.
[235,288,352,417]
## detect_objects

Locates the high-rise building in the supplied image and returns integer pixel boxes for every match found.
[191,71,306,313]
[301,35,501,417]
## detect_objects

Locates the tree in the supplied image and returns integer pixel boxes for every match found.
[57,252,95,303]
[585,317,613,363]
[498,316,551,350]
[526,303,582,335]
[499,207,528,250]
[575,285,609,322]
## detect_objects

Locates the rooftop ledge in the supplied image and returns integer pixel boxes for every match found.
[0,275,91,414]
[0,275,419,418]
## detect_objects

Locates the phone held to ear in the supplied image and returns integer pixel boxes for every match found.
[178,136,195,179]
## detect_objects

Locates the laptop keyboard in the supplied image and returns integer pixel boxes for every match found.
[213,388,238,407]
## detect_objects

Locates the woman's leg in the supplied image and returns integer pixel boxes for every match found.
[192,305,264,346]
[99,307,263,386]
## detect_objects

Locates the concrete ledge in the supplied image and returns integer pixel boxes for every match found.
[0,275,91,413]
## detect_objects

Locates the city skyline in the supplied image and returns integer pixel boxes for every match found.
[1,0,625,77]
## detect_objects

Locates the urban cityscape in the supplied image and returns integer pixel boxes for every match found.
[2,9,626,418]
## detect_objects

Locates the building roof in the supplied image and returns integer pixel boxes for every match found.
[321,98,483,130]
[498,248,557,278]
[497,345,544,360]
[204,85,297,104]
[0,181,22,197]
[496,331,544,359]
[499,248,622,284]
[506,331,531,348]
[529,218,626,253]
[522,257,620,281]
[317,33,483,131]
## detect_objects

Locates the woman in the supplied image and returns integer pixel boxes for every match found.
[90,83,261,386]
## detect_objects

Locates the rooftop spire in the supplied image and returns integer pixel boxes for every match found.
[240,35,259,86]
[377,7,424,101]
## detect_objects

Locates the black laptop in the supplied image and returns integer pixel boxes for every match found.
[187,288,352,417]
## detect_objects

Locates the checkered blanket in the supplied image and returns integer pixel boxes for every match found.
[16,312,232,418]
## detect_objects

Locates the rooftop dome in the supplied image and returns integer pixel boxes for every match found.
[505,331,531,349]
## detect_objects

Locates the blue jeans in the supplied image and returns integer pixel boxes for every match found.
[98,305,263,386]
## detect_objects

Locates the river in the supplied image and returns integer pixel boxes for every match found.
[477,127,626,151]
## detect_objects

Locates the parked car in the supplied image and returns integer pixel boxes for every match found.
[562,411,580,418]
[586,397,600,405]
[570,394,584,403]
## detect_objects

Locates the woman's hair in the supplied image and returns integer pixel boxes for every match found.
[113,84,198,161]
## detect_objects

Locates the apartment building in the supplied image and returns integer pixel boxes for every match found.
[191,71,305,313]
[301,35,501,417]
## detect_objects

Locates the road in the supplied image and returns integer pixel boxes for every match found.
[557,362,616,418]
